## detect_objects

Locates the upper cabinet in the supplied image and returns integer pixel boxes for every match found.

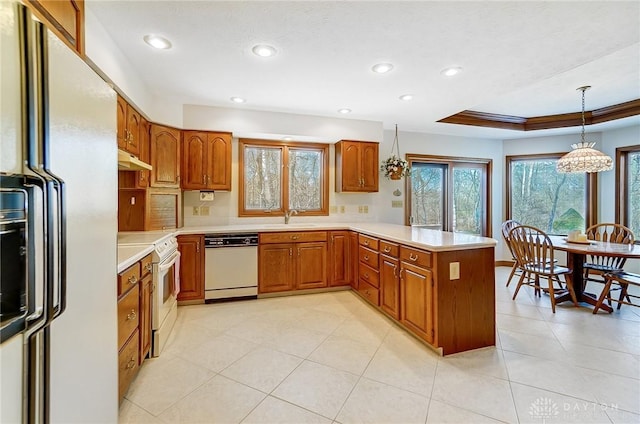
[117,96,141,157]
[335,140,379,192]
[27,0,84,55]
[150,124,181,188]
[181,131,232,191]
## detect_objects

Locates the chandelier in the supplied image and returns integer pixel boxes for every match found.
[556,86,613,173]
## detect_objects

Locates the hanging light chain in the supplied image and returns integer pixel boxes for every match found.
[578,85,590,144]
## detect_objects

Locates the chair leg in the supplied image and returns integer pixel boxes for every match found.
[617,283,629,310]
[594,278,614,314]
[512,271,527,301]
[506,262,518,287]
[547,276,556,313]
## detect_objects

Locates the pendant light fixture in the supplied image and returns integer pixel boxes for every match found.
[556,86,613,173]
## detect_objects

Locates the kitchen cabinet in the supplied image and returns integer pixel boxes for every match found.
[118,187,182,231]
[349,231,359,289]
[182,131,232,191]
[400,253,434,344]
[27,0,84,55]
[150,124,181,188]
[118,116,151,189]
[379,240,400,319]
[329,231,350,286]
[357,234,380,306]
[335,140,379,192]
[116,96,142,157]
[258,231,327,293]
[139,254,153,363]
[177,234,204,302]
[117,261,141,402]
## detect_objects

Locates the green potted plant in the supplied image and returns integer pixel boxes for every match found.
[380,124,410,180]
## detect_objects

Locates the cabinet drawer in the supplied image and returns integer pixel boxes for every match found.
[118,263,140,296]
[358,245,379,270]
[358,280,379,306]
[358,234,379,250]
[260,231,327,244]
[118,329,140,402]
[379,240,399,258]
[118,284,140,349]
[359,262,379,288]
[400,246,432,269]
[140,254,153,278]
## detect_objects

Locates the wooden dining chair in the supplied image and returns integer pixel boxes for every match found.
[501,220,521,287]
[509,225,578,313]
[593,271,640,314]
[584,223,635,306]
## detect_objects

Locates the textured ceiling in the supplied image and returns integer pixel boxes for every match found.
[87,1,640,138]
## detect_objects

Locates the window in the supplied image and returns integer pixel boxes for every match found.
[239,139,329,216]
[406,154,492,236]
[616,145,640,238]
[506,153,596,235]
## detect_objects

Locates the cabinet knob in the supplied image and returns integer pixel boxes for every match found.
[127,275,137,285]
[127,310,137,320]
[364,273,369,280]
[291,235,300,240]
[126,358,136,369]
[383,247,391,253]
[364,240,369,246]
[409,253,418,261]
[364,255,369,261]
[145,263,153,272]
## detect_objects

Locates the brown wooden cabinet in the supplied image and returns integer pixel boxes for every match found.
[117,96,142,157]
[357,234,380,306]
[27,0,84,55]
[335,140,379,192]
[118,116,151,189]
[177,234,204,302]
[139,254,153,363]
[349,231,359,289]
[329,231,350,286]
[150,124,181,188]
[118,187,181,231]
[379,240,400,319]
[182,131,232,191]
[400,258,434,344]
[258,232,327,293]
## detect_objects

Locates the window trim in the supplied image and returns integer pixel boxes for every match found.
[404,153,492,237]
[505,152,598,231]
[238,139,329,217]
[615,144,640,240]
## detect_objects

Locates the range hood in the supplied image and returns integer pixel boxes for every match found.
[118,149,152,171]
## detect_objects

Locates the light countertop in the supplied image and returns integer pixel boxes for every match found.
[117,222,496,273]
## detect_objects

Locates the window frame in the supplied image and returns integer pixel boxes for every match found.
[615,144,640,242]
[238,138,329,217]
[505,152,598,233]
[404,154,492,237]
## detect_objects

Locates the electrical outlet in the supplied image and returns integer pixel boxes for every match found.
[363,205,369,213]
[391,200,403,208]
[200,206,210,216]
[330,205,338,214]
[450,262,460,280]
[340,205,345,213]
[192,206,199,216]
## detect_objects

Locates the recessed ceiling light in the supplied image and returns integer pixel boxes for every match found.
[338,108,352,114]
[399,94,414,101]
[282,136,293,141]
[143,34,172,50]
[230,97,246,103]
[252,44,277,57]
[441,67,462,77]
[372,63,394,74]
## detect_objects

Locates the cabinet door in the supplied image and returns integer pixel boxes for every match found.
[349,231,359,289]
[116,95,127,150]
[150,125,181,188]
[206,132,232,190]
[182,131,207,190]
[329,231,350,286]
[400,261,434,343]
[136,117,150,188]
[125,104,141,157]
[177,235,204,301]
[340,141,362,191]
[259,244,295,293]
[361,142,379,192]
[28,0,84,54]
[139,274,152,363]
[380,256,400,319]
[296,242,327,290]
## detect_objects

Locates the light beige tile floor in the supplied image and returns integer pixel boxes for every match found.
[120,267,640,423]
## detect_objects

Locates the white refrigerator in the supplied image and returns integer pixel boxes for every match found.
[0,1,118,422]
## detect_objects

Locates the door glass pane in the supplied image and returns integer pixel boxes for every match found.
[628,151,640,236]
[410,163,445,229]
[289,148,322,211]
[244,146,281,210]
[510,158,587,234]
[453,167,483,235]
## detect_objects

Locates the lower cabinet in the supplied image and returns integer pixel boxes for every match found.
[139,273,152,363]
[329,231,350,286]
[177,234,204,302]
[349,231,359,289]
[380,255,400,320]
[400,261,434,344]
[258,231,327,293]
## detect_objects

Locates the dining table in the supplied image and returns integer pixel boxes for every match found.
[549,235,640,312]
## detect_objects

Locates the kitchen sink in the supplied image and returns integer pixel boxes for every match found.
[261,223,318,228]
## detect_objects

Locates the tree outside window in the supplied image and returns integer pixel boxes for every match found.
[616,146,640,239]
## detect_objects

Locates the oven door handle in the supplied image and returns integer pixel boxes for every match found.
[159,251,181,273]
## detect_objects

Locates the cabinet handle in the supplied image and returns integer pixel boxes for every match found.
[393,264,397,278]
[364,273,369,280]
[364,255,369,261]
[127,275,137,285]
[196,242,200,253]
[363,240,369,246]
[145,263,153,273]
[409,253,418,261]
[365,290,370,296]
[289,248,292,257]
[297,248,300,257]
[126,358,136,369]
[291,235,299,240]
[127,309,137,320]
[383,247,391,253]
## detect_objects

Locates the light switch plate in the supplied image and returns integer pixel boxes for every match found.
[330,205,338,214]
[192,206,199,216]
[200,206,210,216]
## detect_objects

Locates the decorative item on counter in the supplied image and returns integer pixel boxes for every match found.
[381,124,410,180]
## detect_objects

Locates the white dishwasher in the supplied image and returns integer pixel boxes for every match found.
[204,233,259,301]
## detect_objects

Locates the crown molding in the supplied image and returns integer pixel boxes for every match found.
[438,98,640,131]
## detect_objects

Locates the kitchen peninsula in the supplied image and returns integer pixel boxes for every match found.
[118,223,496,356]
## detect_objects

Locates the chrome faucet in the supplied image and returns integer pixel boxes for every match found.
[284,209,298,224]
